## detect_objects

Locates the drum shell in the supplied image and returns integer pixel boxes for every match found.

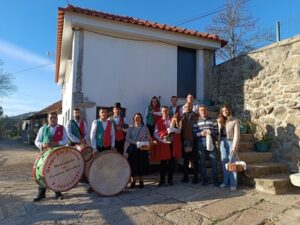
[75,144,93,162]
[32,146,85,192]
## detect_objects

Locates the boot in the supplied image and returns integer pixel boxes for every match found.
[55,192,63,200]
[33,187,46,202]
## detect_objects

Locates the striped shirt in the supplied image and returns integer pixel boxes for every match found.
[193,117,218,142]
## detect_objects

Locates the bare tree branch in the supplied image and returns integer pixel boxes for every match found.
[206,0,275,62]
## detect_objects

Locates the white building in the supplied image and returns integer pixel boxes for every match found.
[55,5,226,127]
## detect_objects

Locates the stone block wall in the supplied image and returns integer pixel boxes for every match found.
[210,36,300,172]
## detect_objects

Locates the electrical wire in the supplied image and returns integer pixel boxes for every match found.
[10,63,55,75]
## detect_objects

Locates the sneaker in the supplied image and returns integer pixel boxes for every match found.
[230,186,237,191]
[219,183,227,188]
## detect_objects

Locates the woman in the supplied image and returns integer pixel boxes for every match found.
[145,96,161,137]
[217,104,240,191]
[126,113,151,188]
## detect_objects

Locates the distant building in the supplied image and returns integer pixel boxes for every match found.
[55,5,226,128]
[25,100,62,144]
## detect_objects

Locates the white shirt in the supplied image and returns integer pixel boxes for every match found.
[66,119,88,143]
[90,119,115,151]
[34,124,68,151]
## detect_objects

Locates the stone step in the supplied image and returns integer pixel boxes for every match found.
[238,141,255,152]
[238,152,273,163]
[240,134,254,142]
[254,173,294,195]
[244,162,289,178]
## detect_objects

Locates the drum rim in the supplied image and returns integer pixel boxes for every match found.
[32,148,50,187]
[88,150,131,196]
[75,144,93,162]
[42,146,85,192]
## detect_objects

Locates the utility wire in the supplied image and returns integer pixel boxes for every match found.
[10,63,54,75]
[173,0,250,26]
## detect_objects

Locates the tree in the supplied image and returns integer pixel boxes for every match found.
[206,0,274,61]
[0,61,16,97]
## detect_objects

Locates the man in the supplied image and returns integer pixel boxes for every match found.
[180,102,199,184]
[181,94,199,114]
[109,102,127,155]
[168,96,181,118]
[90,108,116,154]
[154,106,181,186]
[193,105,219,186]
[34,111,68,201]
[66,108,88,145]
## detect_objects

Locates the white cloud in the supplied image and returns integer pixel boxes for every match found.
[0,39,54,67]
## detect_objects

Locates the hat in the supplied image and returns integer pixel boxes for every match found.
[113,102,121,109]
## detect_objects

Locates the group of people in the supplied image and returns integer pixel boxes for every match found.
[33,94,240,202]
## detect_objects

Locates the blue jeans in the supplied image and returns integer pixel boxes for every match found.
[198,139,218,184]
[220,138,237,187]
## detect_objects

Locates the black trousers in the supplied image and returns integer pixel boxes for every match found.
[182,143,199,179]
[160,143,175,183]
[115,140,125,155]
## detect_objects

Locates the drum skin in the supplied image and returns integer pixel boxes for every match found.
[88,151,131,196]
[32,146,85,192]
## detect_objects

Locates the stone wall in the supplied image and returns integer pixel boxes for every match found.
[210,36,300,172]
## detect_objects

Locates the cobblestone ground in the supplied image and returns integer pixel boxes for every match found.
[0,138,300,225]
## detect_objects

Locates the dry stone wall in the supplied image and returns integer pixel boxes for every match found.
[210,36,300,172]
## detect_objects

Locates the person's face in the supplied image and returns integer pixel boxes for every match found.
[187,103,193,112]
[134,114,142,125]
[99,109,108,120]
[161,107,169,117]
[73,110,80,120]
[151,98,158,107]
[171,97,177,106]
[187,95,193,103]
[113,107,120,116]
[48,114,58,127]
[199,107,207,118]
[221,107,231,117]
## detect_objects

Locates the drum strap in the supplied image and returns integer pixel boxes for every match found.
[71,119,84,138]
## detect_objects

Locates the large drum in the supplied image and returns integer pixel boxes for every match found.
[74,144,93,162]
[88,151,131,196]
[32,146,85,192]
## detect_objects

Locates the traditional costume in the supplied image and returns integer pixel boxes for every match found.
[90,119,115,152]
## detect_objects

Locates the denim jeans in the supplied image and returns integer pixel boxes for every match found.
[197,139,218,184]
[220,137,237,187]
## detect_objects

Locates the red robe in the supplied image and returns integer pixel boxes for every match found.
[151,118,182,161]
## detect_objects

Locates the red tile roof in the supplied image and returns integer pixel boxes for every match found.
[55,5,227,82]
[26,100,62,119]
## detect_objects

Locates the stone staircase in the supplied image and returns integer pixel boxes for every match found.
[238,134,293,195]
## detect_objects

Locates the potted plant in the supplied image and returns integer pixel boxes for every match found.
[254,125,272,152]
[238,119,256,134]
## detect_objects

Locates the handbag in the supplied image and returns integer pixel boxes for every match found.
[225,153,247,172]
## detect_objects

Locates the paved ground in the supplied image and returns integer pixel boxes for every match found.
[0,138,300,225]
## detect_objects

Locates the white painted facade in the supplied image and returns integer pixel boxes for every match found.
[58,10,223,130]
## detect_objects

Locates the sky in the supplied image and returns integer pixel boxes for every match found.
[0,0,299,116]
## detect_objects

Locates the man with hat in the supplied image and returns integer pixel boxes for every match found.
[109,102,127,155]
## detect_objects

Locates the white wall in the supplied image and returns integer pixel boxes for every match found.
[82,31,177,126]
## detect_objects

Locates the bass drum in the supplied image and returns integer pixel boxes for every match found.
[32,146,85,192]
[88,151,131,196]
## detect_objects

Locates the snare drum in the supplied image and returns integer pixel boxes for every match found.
[88,151,131,196]
[32,146,85,192]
